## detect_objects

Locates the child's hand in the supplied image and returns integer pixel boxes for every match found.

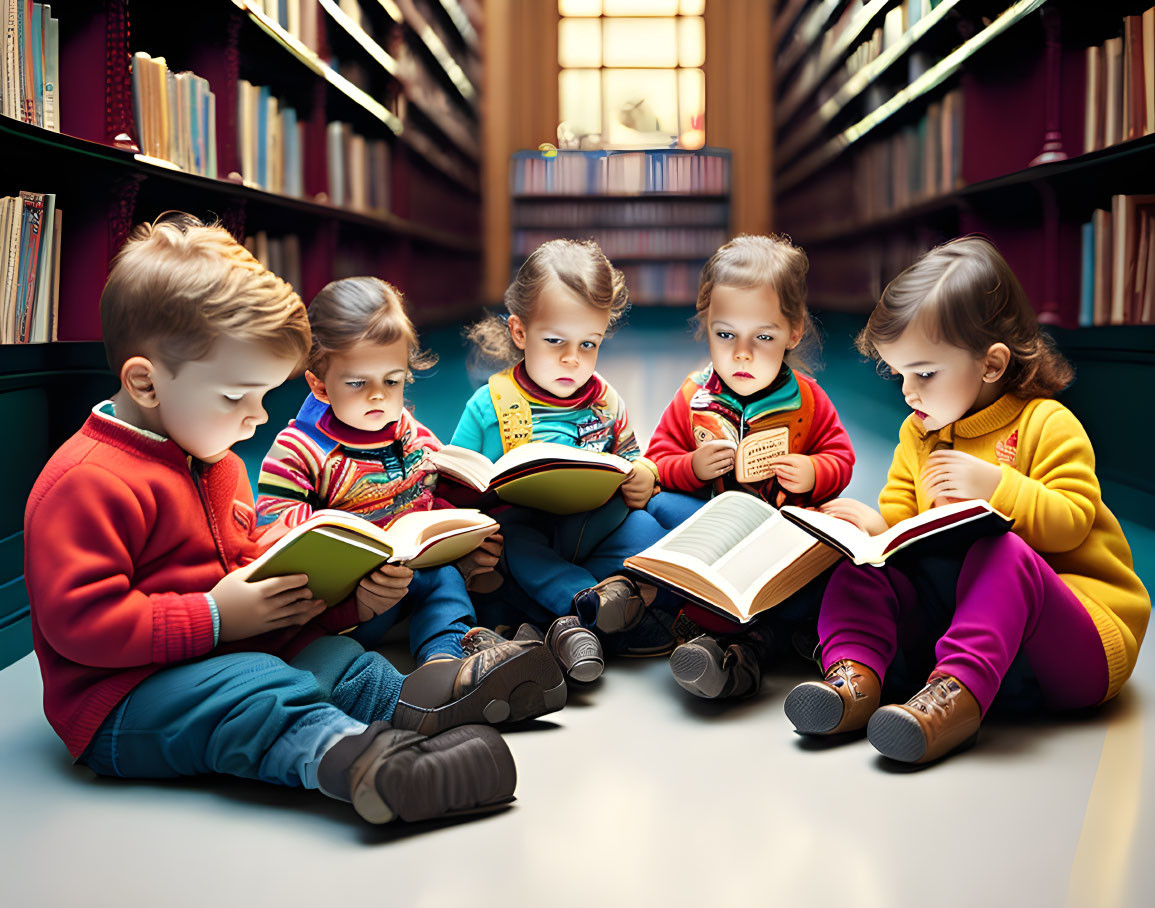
[620,462,656,508]
[212,564,326,643]
[818,498,890,536]
[921,450,1002,505]
[454,533,504,585]
[771,454,816,493]
[355,564,414,623]
[692,439,737,481]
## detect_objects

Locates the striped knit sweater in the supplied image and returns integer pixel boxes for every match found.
[257,393,443,529]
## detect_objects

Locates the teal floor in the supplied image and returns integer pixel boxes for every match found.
[4,305,1153,908]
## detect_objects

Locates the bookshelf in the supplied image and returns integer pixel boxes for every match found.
[509,148,731,306]
[772,0,1155,325]
[771,0,1155,513]
[0,0,485,667]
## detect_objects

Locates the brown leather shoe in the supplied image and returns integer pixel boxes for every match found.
[572,574,649,634]
[867,674,981,764]
[393,639,566,735]
[783,659,881,734]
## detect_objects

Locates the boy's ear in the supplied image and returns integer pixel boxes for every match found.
[507,315,528,351]
[982,343,1012,382]
[304,369,330,403]
[121,356,159,409]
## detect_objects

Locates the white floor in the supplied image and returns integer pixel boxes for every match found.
[2,310,1152,908]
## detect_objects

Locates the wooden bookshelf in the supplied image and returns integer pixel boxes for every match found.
[510,149,731,306]
[773,0,1155,327]
[0,0,486,665]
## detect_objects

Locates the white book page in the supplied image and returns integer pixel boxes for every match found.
[494,441,632,475]
[781,506,877,562]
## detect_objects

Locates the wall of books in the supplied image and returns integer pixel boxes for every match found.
[772,0,1155,328]
[0,0,484,346]
[510,148,731,306]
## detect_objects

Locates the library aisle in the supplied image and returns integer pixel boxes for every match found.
[1,309,1152,908]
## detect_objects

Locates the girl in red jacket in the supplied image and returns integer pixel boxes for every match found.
[645,234,856,700]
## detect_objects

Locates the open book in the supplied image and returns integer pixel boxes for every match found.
[624,492,842,623]
[779,498,1012,567]
[247,508,498,606]
[430,442,633,515]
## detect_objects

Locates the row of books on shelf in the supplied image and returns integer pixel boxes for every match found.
[249,0,322,52]
[1083,9,1155,154]
[1081,194,1155,326]
[237,79,304,197]
[511,149,731,197]
[132,53,219,179]
[851,88,962,223]
[512,199,729,230]
[616,262,703,306]
[512,228,728,261]
[244,231,303,299]
[1,190,60,345]
[0,0,59,131]
[326,121,391,212]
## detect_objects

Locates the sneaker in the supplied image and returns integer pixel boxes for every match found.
[546,616,604,683]
[669,634,762,699]
[572,575,649,634]
[464,619,604,684]
[609,605,679,658]
[784,659,881,735]
[866,673,981,764]
[392,639,567,736]
[317,721,516,824]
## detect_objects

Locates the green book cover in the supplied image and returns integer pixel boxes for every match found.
[249,525,392,606]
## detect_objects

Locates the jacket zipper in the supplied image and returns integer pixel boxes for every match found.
[189,456,231,572]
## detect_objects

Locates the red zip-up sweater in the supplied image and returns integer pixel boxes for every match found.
[24,405,360,758]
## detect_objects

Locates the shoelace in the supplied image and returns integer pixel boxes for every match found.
[913,679,958,718]
[827,661,866,699]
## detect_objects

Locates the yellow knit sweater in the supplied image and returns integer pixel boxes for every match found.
[879,394,1150,700]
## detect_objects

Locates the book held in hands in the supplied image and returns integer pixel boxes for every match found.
[625,493,1012,624]
[430,442,633,515]
[247,508,498,606]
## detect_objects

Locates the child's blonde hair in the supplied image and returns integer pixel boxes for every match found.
[100,212,310,375]
[695,234,817,370]
[856,235,1073,399]
[305,276,436,379]
[467,238,629,367]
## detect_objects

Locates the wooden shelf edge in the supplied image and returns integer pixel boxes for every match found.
[0,117,481,251]
[776,0,1051,192]
[784,133,1155,246]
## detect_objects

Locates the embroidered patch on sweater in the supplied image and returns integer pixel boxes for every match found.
[995,429,1018,465]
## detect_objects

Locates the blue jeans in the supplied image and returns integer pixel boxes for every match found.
[646,490,707,529]
[495,504,673,622]
[345,564,475,663]
[79,636,404,789]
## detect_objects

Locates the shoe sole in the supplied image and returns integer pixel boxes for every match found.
[670,644,726,699]
[392,644,567,736]
[783,681,846,734]
[866,708,928,762]
[374,725,517,824]
[566,658,604,684]
[867,708,981,765]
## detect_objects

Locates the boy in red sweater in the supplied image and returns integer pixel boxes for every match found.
[23,214,564,825]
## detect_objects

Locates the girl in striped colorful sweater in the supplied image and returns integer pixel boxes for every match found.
[257,277,502,664]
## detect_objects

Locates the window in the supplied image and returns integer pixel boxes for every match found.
[558,0,706,149]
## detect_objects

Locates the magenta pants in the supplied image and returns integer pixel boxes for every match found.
[817,532,1109,715]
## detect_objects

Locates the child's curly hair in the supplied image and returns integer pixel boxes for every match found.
[856,235,1073,399]
[467,238,629,367]
[305,276,436,380]
[694,234,819,372]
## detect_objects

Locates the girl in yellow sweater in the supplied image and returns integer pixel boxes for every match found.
[783,235,1150,765]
